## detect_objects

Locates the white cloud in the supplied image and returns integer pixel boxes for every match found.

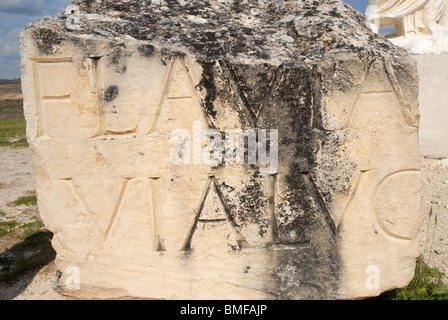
[0,0,47,15]
[0,12,41,30]
[0,0,72,16]
[0,28,21,59]
[0,57,21,79]
[0,0,71,79]
[0,28,22,78]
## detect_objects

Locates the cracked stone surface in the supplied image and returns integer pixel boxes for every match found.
[19,0,421,299]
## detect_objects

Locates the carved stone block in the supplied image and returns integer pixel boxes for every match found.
[20,0,421,299]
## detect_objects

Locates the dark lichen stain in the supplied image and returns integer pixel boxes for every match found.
[249,64,340,299]
[193,58,341,298]
[106,44,128,74]
[138,44,155,58]
[238,174,269,237]
[103,85,119,102]
[33,28,64,55]
[279,68,340,299]
[197,61,217,118]
[29,0,408,68]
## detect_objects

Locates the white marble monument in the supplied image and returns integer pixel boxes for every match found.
[367,0,448,53]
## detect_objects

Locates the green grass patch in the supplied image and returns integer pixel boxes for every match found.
[0,213,55,285]
[0,79,21,99]
[0,117,28,148]
[0,100,24,120]
[0,99,28,148]
[0,221,20,238]
[0,218,45,240]
[0,78,20,86]
[10,194,37,207]
[0,118,26,138]
[384,33,397,39]
[20,220,45,240]
[0,231,55,285]
[0,138,28,148]
[380,256,448,300]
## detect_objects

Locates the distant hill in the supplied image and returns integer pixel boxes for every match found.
[0,79,22,101]
[0,79,21,84]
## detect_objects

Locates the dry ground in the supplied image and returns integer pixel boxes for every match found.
[420,158,448,280]
[0,80,22,101]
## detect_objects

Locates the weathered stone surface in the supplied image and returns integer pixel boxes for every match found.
[20,0,421,299]
[414,53,448,159]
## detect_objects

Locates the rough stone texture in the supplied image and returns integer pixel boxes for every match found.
[414,53,448,159]
[20,0,421,299]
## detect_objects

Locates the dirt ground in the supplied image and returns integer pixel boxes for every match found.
[420,158,448,281]
[0,146,447,299]
[0,93,22,101]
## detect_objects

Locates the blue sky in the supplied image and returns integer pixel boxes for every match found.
[0,0,368,79]
[344,0,368,14]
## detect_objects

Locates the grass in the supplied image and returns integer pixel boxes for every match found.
[0,221,20,238]
[0,81,53,285]
[0,212,55,285]
[379,206,448,300]
[0,99,28,148]
[0,231,55,285]
[10,194,38,207]
[0,186,54,286]
[0,78,20,86]
[20,220,45,240]
[380,255,448,300]
[0,79,27,148]
[0,116,26,136]
[0,118,28,148]
[0,100,24,120]
[0,218,44,240]
[0,79,21,98]
[384,33,397,39]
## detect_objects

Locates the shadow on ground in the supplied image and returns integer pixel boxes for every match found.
[0,231,56,299]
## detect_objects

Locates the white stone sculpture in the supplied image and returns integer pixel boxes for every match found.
[367,0,448,53]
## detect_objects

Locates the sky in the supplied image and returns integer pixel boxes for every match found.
[0,0,368,79]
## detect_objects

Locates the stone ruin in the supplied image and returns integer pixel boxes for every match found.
[20,0,421,299]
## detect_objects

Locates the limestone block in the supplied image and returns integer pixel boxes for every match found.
[414,53,448,159]
[20,0,421,299]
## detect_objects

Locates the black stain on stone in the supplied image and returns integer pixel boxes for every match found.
[33,28,64,55]
[103,85,119,102]
[107,45,128,74]
[138,44,155,58]
[198,61,217,118]
[237,173,270,237]
[254,64,340,299]
[165,0,181,8]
